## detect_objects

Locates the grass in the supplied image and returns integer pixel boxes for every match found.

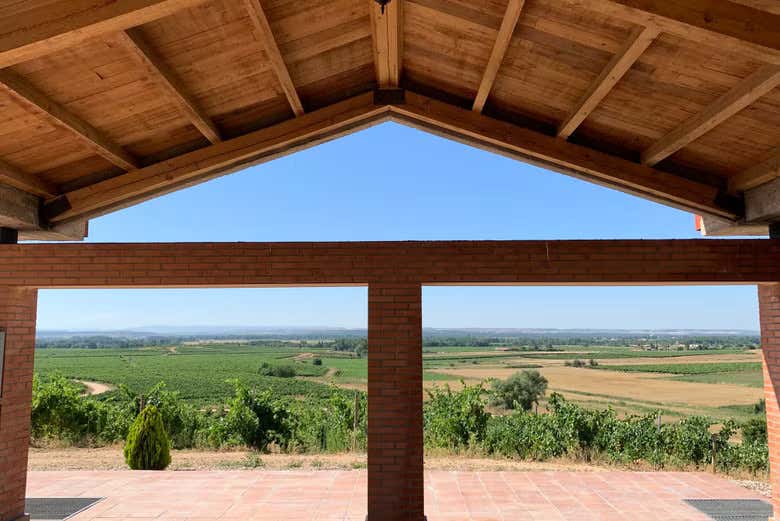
[594,362,761,375]
[519,349,751,360]
[35,344,761,418]
[671,371,765,388]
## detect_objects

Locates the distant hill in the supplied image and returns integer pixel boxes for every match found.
[37,326,759,339]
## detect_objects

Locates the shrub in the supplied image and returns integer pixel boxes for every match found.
[208,380,291,450]
[491,370,548,411]
[134,383,205,449]
[424,383,488,448]
[742,417,767,444]
[312,358,323,366]
[258,362,296,378]
[124,405,171,470]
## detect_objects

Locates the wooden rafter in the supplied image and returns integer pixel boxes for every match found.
[48,93,388,223]
[244,0,304,116]
[119,28,221,144]
[369,0,402,88]
[564,0,780,65]
[390,91,734,219]
[472,0,525,113]
[0,158,58,198]
[0,0,210,69]
[46,90,737,224]
[729,148,780,192]
[641,64,780,166]
[0,70,139,171]
[557,25,658,138]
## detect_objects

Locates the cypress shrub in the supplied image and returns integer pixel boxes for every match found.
[124,405,171,470]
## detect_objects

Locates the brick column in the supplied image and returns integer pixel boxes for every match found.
[0,287,37,521]
[760,283,780,520]
[367,283,424,521]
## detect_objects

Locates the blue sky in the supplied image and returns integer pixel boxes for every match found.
[36,122,759,331]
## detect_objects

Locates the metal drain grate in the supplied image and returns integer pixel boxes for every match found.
[25,498,103,520]
[685,499,773,521]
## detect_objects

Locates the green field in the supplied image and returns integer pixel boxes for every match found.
[595,362,761,374]
[33,344,460,405]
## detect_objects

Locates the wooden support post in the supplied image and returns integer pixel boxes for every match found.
[0,228,18,244]
[759,283,780,520]
[367,283,424,521]
[0,287,38,521]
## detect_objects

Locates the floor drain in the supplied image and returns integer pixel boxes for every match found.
[685,499,773,521]
[25,498,103,520]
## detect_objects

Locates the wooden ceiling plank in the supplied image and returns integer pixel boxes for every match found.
[563,0,780,64]
[729,148,780,192]
[0,0,210,69]
[370,0,402,88]
[244,0,304,116]
[0,158,58,198]
[0,70,139,171]
[641,64,780,166]
[390,91,734,219]
[50,93,389,223]
[472,0,525,113]
[557,25,659,138]
[120,28,221,144]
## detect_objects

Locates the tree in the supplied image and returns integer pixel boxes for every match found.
[124,405,171,470]
[491,370,548,411]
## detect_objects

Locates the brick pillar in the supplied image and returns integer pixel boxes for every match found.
[760,283,780,520]
[367,283,424,521]
[0,287,37,521]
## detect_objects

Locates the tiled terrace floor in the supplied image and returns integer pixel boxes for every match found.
[27,470,767,521]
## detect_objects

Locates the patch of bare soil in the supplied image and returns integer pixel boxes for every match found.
[731,479,771,497]
[292,352,315,361]
[27,447,607,473]
[75,380,114,396]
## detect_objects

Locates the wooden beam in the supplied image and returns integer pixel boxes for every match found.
[119,28,221,144]
[472,0,525,113]
[244,0,304,116]
[561,0,780,64]
[0,0,209,69]
[390,91,735,219]
[0,70,139,171]
[0,158,58,198]
[641,65,780,166]
[729,148,780,192]
[557,25,658,138]
[369,0,402,88]
[49,93,389,223]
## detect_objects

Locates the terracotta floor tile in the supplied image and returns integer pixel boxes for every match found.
[25,470,767,520]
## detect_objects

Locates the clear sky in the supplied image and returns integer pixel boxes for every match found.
[36,122,759,332]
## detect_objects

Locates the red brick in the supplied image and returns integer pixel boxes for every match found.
[760,283,780,518]
[0,287,36,521]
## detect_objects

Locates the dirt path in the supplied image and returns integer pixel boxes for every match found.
[76,380,114,396]
[27,446,608,473]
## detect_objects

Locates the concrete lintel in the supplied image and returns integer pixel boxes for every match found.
[0,183,39,230]
[746,177,780,223]
[699,214,767,237]
[19,220,88,242]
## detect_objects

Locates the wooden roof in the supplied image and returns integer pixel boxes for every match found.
[0,0,778,239]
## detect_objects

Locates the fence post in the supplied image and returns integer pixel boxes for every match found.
[711,433,718,474]
[353,390,359,451]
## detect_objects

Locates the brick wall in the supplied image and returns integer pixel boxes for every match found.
[0,240,777,520]
[760,283,780,519]
[0,287,37,521]
[367,283,424,521]
[0,239,778,287]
